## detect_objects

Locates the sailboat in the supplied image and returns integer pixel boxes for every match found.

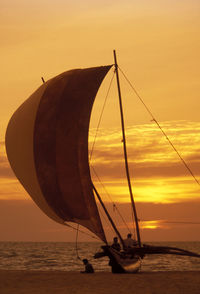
[5,50,200,273]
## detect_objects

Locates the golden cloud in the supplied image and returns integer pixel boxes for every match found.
[90,120,200,203]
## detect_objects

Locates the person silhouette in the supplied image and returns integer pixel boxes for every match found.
[124,233,137,248]
[111,237,121,251]
[81,259,94,273]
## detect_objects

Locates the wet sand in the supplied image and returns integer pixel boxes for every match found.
[0,270,200,294]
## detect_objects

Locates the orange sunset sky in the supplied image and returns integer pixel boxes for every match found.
[1,0,200,242]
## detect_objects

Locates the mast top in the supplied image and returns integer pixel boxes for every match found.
[113,50,118,68]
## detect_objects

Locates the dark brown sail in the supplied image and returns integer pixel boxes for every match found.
[6,65,112,242]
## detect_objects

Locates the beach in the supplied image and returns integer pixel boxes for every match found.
[0,271,200,294]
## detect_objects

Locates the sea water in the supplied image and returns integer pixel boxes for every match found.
[0,242,199,272]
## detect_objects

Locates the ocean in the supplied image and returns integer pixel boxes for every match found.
[0,242,199,272]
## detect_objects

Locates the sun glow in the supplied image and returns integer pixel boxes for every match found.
[90,121,200,204]
[140,220,166,230]
[93,176,200,204]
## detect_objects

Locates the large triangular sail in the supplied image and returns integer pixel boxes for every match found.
[6,65,112,242]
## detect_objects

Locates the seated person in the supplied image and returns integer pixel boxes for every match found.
[111,237,121,251]
[81,259,94,273]
[124,233,138,248]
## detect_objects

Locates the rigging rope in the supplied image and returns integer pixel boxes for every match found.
[63,223,100,241]
[141,219,200,225]
[89,70,115,161]
[91,165,131,233]
[119,66,200,187]
[161,221,200,225]
[75,224,81,260]
[89,68,136,236]
[91,168,116,235]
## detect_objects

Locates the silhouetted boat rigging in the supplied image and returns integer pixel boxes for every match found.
[5,50,200,273]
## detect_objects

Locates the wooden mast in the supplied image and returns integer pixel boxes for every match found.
[113,50,141,247]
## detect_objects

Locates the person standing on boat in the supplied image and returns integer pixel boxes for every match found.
[124,233,137,248]
[111,237,121,251]
[81,259,94,273]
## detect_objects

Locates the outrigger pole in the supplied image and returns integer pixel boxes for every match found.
[113,50,142,248]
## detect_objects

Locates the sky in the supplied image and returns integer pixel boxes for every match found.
[1,0,200,242]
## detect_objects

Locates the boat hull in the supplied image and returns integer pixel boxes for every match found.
[101,246,141,273]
